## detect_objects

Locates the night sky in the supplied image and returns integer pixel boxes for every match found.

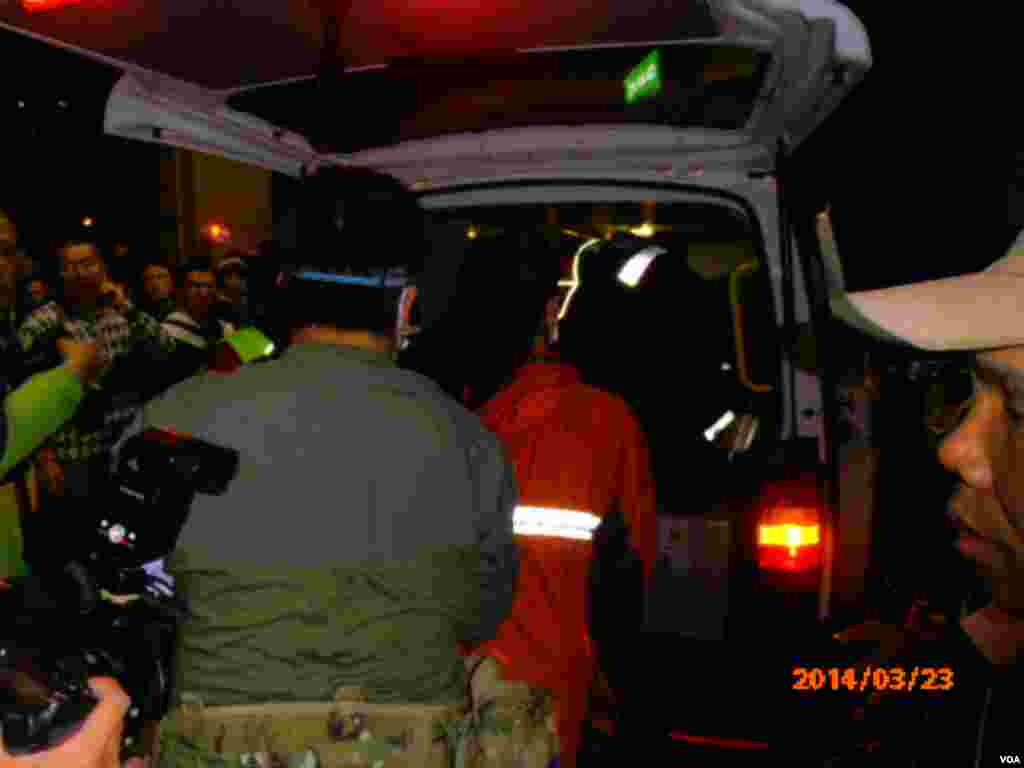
[789,2,1012,291]
[0,28,161,274]
[0,2,1012,289]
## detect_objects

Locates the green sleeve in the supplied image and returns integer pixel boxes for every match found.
[0,365,84,478]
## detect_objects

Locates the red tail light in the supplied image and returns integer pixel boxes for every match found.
[758,519,821,571]
[757,474,823,572]
[22,0,85,11]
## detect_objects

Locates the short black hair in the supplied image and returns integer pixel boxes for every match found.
[57,240,102,262]
[298,166,426,276]
[280,166,427,334]
[409,226,564,406]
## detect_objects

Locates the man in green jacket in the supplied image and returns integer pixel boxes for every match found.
[143,167,519,766]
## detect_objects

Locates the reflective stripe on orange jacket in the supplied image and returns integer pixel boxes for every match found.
[473,362,657,767]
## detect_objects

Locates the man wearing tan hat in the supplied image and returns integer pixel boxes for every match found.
[825,213,1022,760]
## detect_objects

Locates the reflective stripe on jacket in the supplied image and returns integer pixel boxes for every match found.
[473,362,657,767]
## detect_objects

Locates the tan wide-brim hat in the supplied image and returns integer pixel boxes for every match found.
[825,216,1024,352]
[824,215,1024,562]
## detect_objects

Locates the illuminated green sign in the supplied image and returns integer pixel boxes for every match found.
[624,49,661,104]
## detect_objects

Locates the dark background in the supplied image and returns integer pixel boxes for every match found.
[0,30,160,280]
[789,2,1011,288]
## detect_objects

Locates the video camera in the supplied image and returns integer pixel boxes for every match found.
[1,429,239,757]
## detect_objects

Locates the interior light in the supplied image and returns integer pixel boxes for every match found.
[467,225,478,240]
[558,238,601,321]
[617,246,664,288]
[704,410,736,442]
[82,217,94,228]
[629,222,656,238]
[17,101,25,110]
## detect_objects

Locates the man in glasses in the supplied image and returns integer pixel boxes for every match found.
[139,261,177,322]
[157,260,234,390]
[830,219,1023,761]
[16,241,176,572]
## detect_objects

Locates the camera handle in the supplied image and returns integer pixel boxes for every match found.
[63,561,100,615]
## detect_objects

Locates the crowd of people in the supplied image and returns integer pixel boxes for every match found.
[0,168,662,768]
[2,228,259,574]
[1,168,1021,767]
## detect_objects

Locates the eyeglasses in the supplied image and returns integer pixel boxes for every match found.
[62,258,104,277]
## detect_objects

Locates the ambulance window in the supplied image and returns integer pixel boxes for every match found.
[423,200,780,447]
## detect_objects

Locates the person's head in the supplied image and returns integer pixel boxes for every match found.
[216,252,248,302]
[462,227,563,364]
[59,241,107,305]
[27,277,49,305]
[0,247,16,308]
[0,212,16,305]
[179,260,217,322]
[421,226,563,407]
[834,227,1024,599]
[142,262,174,304]
[556,233,675,397]
[279,166,427,351]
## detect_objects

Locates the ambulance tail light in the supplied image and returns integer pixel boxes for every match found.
[756,475,823,573]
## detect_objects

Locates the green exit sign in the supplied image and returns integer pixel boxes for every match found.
[624,49,661,104]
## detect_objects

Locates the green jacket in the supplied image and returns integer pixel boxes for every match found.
[142,342,519,708]
[1,365,85,577]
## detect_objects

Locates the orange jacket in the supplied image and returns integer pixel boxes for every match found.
[473,362,657,767]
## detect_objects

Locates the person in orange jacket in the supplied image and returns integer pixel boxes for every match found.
[454,228,658,768]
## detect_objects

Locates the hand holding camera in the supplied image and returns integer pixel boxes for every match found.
[0,676,128,767]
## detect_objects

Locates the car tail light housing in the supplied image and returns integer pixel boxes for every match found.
[757,473,823,573]
[22,0,86,11]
